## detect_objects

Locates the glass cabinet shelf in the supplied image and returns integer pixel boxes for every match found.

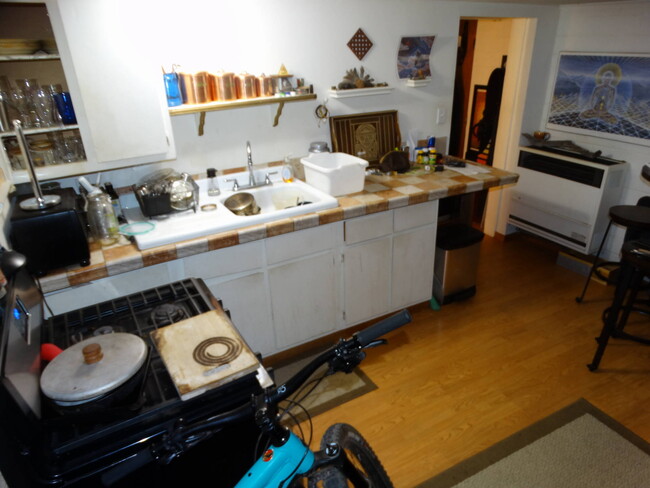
[0,54,60,62]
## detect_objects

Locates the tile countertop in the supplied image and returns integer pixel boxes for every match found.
[38,159,518,294]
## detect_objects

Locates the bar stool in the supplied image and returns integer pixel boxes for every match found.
[576,201,650,303]
[587,238,650,371]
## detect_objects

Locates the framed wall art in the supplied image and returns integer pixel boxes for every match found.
[546,52,650,147]
[397,36,435,80]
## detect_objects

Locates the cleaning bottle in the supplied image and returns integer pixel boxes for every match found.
[281,156,294,183]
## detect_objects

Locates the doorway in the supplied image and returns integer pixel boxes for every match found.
[449,17,536,235]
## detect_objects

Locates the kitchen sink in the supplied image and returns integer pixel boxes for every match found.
[123,170,339,250]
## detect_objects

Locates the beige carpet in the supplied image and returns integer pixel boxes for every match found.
[418,399,650,488]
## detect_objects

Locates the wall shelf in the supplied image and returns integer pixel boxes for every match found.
[328,86,393,98]
[405,78,430,87]
[168,93,317,135]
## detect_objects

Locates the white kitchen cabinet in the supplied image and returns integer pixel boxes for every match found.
[180,241,274,354]
[343,237,391,325]
[266,223,343,349]
[392,225,436,308]
[268,251,341,349]
[342,212,393,325]
[342,201,438,326]
[392,201,438,308]
[3,0,175,184]
[205,272,274,357]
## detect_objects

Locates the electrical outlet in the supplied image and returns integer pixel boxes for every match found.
[436,107,447,124]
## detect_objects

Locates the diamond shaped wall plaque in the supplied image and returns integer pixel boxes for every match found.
[347,28,373,60]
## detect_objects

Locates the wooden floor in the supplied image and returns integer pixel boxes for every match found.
[300,232,650,487]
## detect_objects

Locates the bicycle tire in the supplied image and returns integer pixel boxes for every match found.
[317,423,394,488]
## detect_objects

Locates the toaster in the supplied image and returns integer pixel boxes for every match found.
[9,187,90,276]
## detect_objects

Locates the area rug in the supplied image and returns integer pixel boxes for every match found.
[273,356,376,422]
[417,398,650,488]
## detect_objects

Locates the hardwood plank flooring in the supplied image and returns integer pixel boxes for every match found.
[298,232,650,487]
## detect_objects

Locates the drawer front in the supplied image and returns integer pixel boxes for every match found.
[394,201,438,232]
[266,222,343,265]
[182,241,265,279]
[344,211,393,244]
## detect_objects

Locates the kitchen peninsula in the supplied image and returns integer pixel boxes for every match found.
[41,160,518,356]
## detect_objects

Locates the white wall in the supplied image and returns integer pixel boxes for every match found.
[51,0,559,191]
[535,0,650,259]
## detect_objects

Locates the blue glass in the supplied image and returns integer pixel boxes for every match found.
[163,73,182,107]
[53,92,77,124]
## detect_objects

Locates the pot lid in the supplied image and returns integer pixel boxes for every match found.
[40,333,147,404]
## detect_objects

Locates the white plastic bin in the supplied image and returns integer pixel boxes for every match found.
[300,152,368,197]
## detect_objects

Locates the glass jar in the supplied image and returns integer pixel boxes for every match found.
[6,145,24,170]
[29,140,56,166]
[86,191,119,247]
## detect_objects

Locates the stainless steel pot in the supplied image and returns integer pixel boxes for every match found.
[40,333,148,411]
[223,192,260,216]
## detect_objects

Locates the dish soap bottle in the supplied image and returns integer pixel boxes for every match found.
[78,177,120,247]
[281,156,294,183]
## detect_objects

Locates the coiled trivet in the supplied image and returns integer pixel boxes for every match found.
[193,336,242,366]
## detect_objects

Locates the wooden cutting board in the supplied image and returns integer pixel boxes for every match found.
[150,310,260,400]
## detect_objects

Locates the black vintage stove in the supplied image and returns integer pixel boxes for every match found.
[0,275,265,487]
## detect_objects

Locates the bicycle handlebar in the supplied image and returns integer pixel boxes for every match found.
[354,309,411,347]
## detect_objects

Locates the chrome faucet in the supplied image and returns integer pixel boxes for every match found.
[246,141,257,187]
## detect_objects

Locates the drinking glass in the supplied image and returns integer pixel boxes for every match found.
[53,91,77,124]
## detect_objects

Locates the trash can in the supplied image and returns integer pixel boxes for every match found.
[433,223,484,305]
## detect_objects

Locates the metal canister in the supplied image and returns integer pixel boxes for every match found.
[192,71,210,104]
[235,73,257,100]
[215,71,236,101]
[206,73,218,101]
[179,72,197,104]
[256,74,274,97]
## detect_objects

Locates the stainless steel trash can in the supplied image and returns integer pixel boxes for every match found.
[433,224,484,305]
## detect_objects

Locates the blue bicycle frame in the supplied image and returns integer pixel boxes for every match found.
[234,431,314,488]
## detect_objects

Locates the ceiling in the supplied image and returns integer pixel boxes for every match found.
[460,0,631,4]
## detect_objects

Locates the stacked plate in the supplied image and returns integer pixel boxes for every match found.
[41,38,58,55]
[0,39,40,55]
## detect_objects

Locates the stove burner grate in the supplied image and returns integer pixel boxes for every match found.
[193,336,242,366]
[150,303,189,327]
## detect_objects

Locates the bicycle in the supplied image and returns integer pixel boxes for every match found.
[165,309,412,488]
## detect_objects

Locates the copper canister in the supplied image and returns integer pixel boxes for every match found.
[192,71,210,104]
[206,73,218,101]
[235,73,257,100]
[179,72,197,104]
[256,74,274,97]
[215,71,236,101]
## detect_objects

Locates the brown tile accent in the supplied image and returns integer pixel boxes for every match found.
[375,189,408,200]
[450,175,476,184]
[446,183,468,197]
[103,242,140,262]
[365,199,390,214]
[208,231,239,250]
[266,218,295,237]
[142,244,178,267]
[407,192,429,205]
[68,265,109,286]
[319,208,345,225]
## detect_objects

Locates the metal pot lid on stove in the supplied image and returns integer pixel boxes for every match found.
[40,333,147,405]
